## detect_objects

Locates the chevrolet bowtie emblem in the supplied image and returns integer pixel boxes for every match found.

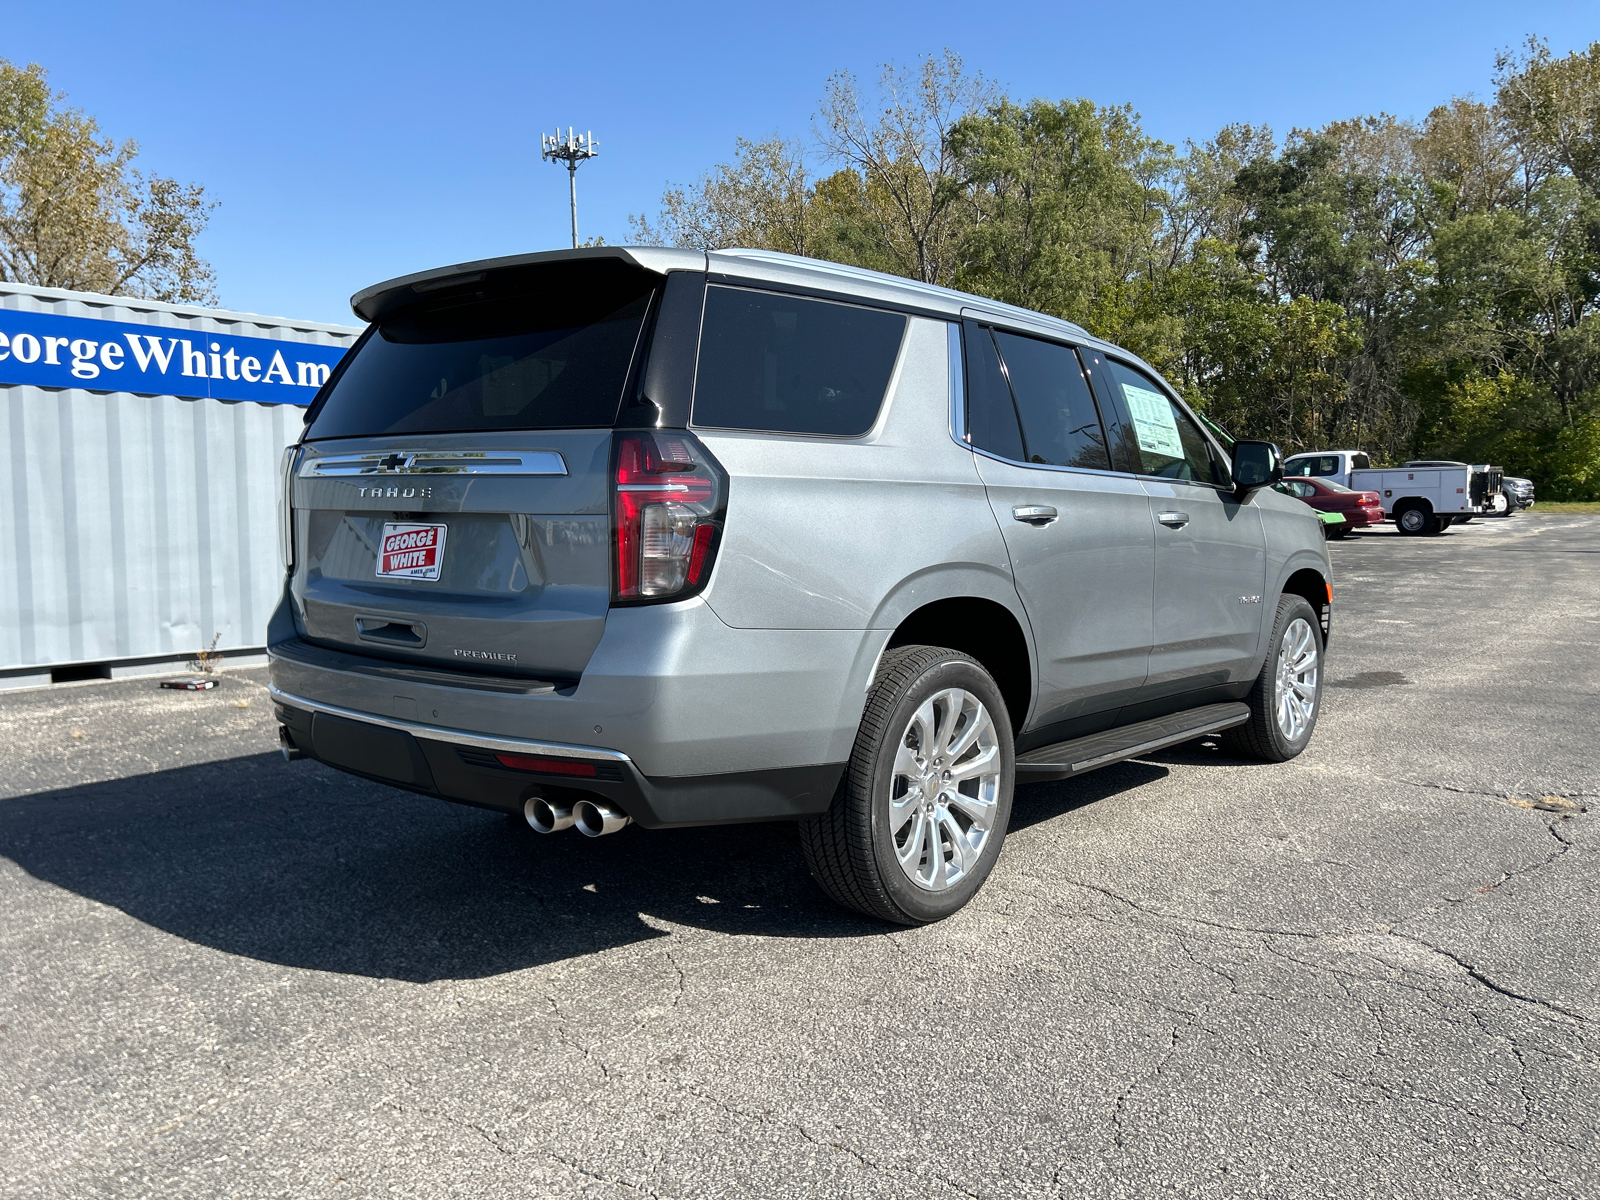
[378,453,412,471]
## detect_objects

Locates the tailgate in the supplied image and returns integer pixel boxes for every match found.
[290,430,613,679]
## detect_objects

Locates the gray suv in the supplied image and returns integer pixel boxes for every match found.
[269,247,1332,923]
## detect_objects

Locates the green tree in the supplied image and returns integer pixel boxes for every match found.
[628,135,815,254]
[0,60,216,303]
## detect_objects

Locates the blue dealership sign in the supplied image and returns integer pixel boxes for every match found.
[0,307,350,405]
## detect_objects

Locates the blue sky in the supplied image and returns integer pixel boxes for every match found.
[7,1,1595,325]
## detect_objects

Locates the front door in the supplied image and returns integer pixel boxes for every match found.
[961,322,1154,740]
[1096,357,1267,700]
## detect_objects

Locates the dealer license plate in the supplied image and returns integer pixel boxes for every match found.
[376,522,448,580]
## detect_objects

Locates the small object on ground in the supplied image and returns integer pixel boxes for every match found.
[160,677,217,691]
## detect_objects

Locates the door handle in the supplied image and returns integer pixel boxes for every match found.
[1157,511,1190,528]
[1012,504,1058,525]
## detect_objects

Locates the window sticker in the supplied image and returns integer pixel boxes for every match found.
[1121,382,1184,458]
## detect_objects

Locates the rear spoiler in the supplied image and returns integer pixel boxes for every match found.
[349,246,706,323]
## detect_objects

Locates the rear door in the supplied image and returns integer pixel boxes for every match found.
[1095,357,1267,701]
[963,322,1154,736]
[287,259,660,680]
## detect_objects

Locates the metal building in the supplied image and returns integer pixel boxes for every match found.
[0,282,362,689]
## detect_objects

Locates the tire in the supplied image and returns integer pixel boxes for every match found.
[1221,594,1324,763]
[799,645,1015,925]
[1329,524,1351,538]
[1457,515,1474,524]
[1431,515,1452,534]
[1395,504,1432,536]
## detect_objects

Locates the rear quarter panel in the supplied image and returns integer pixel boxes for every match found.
[695,316,1018,634]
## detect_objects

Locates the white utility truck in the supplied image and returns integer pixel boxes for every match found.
[1283,450,1372,489]
[1350,460,1504,535]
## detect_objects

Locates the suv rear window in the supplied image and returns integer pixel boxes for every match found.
[692,286,906,436]
[306,261,656,439]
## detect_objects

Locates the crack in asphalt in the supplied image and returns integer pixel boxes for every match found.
[1054,877,1321,940]
[1388,934,1590,1024]
[547,1152,662,1197]
[683,1087,983,1199]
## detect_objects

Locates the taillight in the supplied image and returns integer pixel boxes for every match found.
[278,444,302,573]
[612,431,726,603]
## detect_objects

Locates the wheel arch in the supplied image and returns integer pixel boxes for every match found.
[1280,562,1332,647]
[879,592,1034,734]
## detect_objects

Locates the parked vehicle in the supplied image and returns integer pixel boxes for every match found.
[1282,450,1372,490]
[1315,511,1347,538]
[1272,477,1385,536]
[1503,476,1536,513]
[1400,461,1507,526]
[268,247,1332,924]
[1351,460,1503,535]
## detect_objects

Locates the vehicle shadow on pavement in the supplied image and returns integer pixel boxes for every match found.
[1008,760,1169,832]
[0,751,1166,983]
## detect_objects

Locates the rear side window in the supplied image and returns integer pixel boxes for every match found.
[306,261,656,439]
[1104,359,1223,484]
[963,324,1024,461]
[693,286,906,436]
[991,331,1110,470]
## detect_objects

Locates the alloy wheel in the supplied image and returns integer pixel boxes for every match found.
[889,688,1002,892]
[1274,618,1319,741]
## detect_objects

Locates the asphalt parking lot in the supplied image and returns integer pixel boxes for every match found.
[2,513,1597,1199]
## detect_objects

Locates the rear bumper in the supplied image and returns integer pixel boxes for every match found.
[266,589,884,827]
[271,687,842,827]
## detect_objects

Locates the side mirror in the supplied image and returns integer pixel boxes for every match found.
[1231,440,1283,499]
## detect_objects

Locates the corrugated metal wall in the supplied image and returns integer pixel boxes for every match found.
[0,284,361,673]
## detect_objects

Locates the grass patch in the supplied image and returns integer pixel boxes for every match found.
[1525,501,1600,514]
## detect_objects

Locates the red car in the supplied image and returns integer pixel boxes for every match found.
[1273,477,1385,536]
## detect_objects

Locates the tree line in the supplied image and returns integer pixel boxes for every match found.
[633,41,1600,500]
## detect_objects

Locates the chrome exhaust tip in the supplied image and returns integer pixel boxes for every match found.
[525,795,575,834]
[573,798,632,837]
[279,726,305,762]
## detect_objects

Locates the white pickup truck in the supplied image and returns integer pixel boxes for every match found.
[1350,460,1504,535]
[1283,450,1372,489]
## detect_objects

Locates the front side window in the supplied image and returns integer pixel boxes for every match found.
[307,261,657,439]
[990,331,1110,471]
[692,287,907,436]
[1104,360,1222,484]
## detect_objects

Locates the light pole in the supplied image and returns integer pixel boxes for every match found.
[541,127,598,249]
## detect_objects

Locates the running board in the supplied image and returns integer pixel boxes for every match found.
[1014,702,1250,784]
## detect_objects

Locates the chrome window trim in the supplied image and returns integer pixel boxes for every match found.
[948,318,1203,486]
[302,450,569,477]
[947,321,969,449]
[267,684,633,763]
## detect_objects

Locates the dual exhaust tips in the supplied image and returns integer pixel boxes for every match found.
[525,795,632,837]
